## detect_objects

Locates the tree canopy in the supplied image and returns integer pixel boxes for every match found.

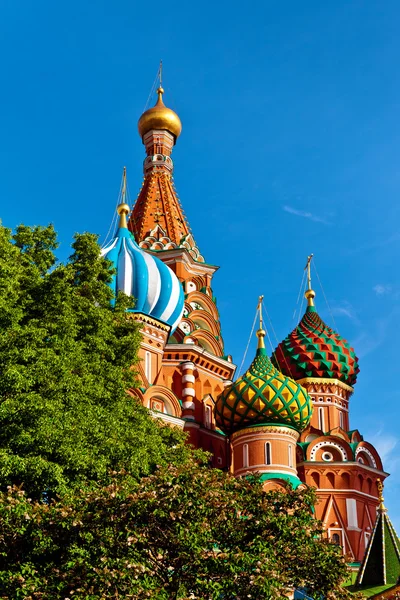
[0,223,189,498]
[0,461,357,600]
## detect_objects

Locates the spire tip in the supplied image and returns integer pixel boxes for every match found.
[304,254,315,307]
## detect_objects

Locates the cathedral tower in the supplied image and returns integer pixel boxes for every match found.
[123,77,236,465]
[272,257,387,562]
[215,300,313,491]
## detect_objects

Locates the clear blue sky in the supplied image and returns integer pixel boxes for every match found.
[1,0,399,527]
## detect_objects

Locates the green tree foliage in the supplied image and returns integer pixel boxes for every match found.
[0,223,188,497]
[0,462,359,600]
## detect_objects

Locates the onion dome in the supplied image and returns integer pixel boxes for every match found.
[271,261,359,386]
[215,327,312,435]
[138,86,182,141]
[101,198,184,333]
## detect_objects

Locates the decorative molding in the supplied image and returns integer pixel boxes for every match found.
[127,312,171,333]
[356,446,377,468]
[298,377,354,395]
[309,440,349,461]
[232,425,299,441]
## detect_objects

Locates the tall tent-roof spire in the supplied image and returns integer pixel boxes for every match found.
[356,479,400,587]
[128,68,204,262]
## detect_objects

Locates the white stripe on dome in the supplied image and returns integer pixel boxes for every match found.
[170,302,185,333]
[118,239,133,296]
[159,268,180,322]
[100,237,118,256]
[140,249,161,313]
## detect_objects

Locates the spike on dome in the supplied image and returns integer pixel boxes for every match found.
[138,86,182,141]
[272,259,359,386]
[215,321,313,435]
[101,170,184,333]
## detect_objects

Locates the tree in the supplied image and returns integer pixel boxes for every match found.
[0,461,359,600]
[0,223,189,498]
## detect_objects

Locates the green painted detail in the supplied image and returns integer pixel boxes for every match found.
[259,472,303,489]
[215,347,313,435]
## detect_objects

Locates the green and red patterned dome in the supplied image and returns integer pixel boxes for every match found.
[215,329,313,435]
[271,289,359,387]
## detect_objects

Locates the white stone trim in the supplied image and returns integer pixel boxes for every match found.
[309,441,348,461]
[355,446,377,468]
[181,361,195,371]
[150,411,185,428]
[182,388,195,397]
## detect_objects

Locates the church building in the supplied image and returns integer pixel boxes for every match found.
[101,80,388,565]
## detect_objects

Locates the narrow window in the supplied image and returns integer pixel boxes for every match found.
[265,442,271,465]
[145,351,151,382]
[346,498,358,529]
[205,405,212,429]
[339,411,344,429]
[332,533,340,545]
[288,444,293,468]
[318,407,325,432]
[243,444,249,468]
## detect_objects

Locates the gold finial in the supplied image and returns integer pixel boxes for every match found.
[156,61,165,105]
[256,295,266,349]
[304,254,316,307]
[377,479,387,513]
[138,63,182,140]
[117,167,130,229]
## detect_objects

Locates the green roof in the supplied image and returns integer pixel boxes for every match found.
[259,472,303,489]
[357,507,400,587]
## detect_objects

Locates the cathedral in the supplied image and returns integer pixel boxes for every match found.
[101,80,388,566]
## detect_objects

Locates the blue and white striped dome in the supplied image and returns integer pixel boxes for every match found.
[101,223,184,333]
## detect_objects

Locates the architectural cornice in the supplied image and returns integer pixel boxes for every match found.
[232,425,299,441]
[297,377,354,394]
[301,461,388,477]
[157,248,219,275]
[165,343,236,374]
[127,312,171,333]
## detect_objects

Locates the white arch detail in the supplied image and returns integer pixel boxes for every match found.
[310,440,348,462]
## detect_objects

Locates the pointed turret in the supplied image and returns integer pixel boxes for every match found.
[357,480,400,587]
[128,71,203,262]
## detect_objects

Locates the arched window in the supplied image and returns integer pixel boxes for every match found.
[265,442,271,465]
[318,407,325,432]
[145,351,151,383]
[288,444,293,469]
[243,444,249,468]
[332,533,340,545]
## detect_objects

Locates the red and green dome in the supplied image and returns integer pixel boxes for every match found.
[215,330,312,435]
[272,304,359,387]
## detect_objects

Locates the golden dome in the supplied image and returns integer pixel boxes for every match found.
[138,87,182,141]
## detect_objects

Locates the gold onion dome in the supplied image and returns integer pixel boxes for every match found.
[138,86,182,140]
[215,328,313,435]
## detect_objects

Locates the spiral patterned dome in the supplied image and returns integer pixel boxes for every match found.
[271,303,359,387]
[215,330,312,435]
[101,203,184,333]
